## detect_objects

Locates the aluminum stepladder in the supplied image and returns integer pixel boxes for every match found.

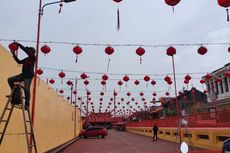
[0,83,38,153]
[174,114,193,152]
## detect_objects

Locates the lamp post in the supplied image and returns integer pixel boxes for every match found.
[30,0,76,152]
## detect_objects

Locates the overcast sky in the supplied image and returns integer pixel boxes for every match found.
[1,0,230,114]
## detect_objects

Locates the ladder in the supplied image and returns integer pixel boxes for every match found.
[0,84,38,153]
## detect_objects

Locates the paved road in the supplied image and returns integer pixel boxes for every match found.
[61,130,202,153]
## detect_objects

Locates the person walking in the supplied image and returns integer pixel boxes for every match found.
[153,124,159,142]
[8,42,36,110]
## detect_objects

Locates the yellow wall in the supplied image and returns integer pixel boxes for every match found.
[126,127,229,150]
[0,44,81,153]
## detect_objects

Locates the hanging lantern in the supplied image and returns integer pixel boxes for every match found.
[67,96,70,100]
[73,45,83,63]
[58,71,65,84]
[86,91,91,95]
[41,45,51,55]
[166,46,176,56]
[205,73,212,80]
[140,92,144,96]
[102,74,109,81]
[184,79,189,84]
[165,0,181,13]
[36,68,43,75]
[215,78,222,83]
[152,92,157,96]
[165,92,170,96]
[200,79,205,84]
[168,80,173,85]
[127,92,131,96]
[105,46,114,55]
[114,92,118,96]
[84,80,89,85]
[164,75,171,82]
[131,98,135,101]
[151,80,156,86]
[66,80,72,86]
[105,46,115,72]
[59,89,64,94]
[73,90,77,95]
[144,75,150,82]
[197,46,208,55]
[113,0,122,30]
[136,47,145,64]
[8,42,19,51]
[121,98,124,101]
[228,46,230,52]
[142,98,145,101]
[224,72,230,77]
[185,74,191,81]
[100,92,104,96]
[134,80,140,85]
[218,0,230,21]
[123,75,129,82]
[80,73,88,80]
[101,80,106,85]
[78,97,81,100]
[49,79,55,84]
[118,80,123,86]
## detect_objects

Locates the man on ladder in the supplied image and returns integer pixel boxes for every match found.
[0,42,38,153]
[7,42,36,110]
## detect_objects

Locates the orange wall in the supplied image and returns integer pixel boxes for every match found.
[0,44,81,153]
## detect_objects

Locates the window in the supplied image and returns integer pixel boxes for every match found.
[220,77,224,94]
[215,81,219,95]
[224,77,229,92]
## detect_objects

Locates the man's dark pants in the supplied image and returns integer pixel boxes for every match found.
[8,74,33,107]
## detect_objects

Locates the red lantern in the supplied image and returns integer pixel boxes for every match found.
[205,74,212,80]
[67,96,70,100]
[131,98,135,101]
[59,89,64,94]
[84,80,89,85]
[78,97,81,100]
[143,75,150,82]
[152,92,157,96]
[102,74,109,81]
[151,80,156,86]
[37,68,43,75]
[113,92,118,96]
[165,92,170,96]
[215,78,221,83]
[164,76,171,82]
[228,46,230,53]
[185,74,191,81]
[118,80,123,86]
[100,98,103,101]
[121,98,124,101]
[8,42,18,51]
[166,46,176,56]
[100,92,104,96]
[140,92,144,96]
[113,0,122,30]
[184,80,189,84]
[200,79,205,84]
[136,47,145,64]
[73,90,77,95]
[165,0,181,13]
[66,80,72,86]
[80,73,87,80]
[41,45,51,55]
[87,91,91,95]
[218,0,230,21]
[224,72,230,77]
[49,79,55,84]
[59,71,65,84]
[73,45,83,63]
[198,46,208,55]
[127,92,131,96]
[101,80,106,85]
[168,80,173,85]
[123,75,129,82]
[134,80,140,85]
[105,46,114,55]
